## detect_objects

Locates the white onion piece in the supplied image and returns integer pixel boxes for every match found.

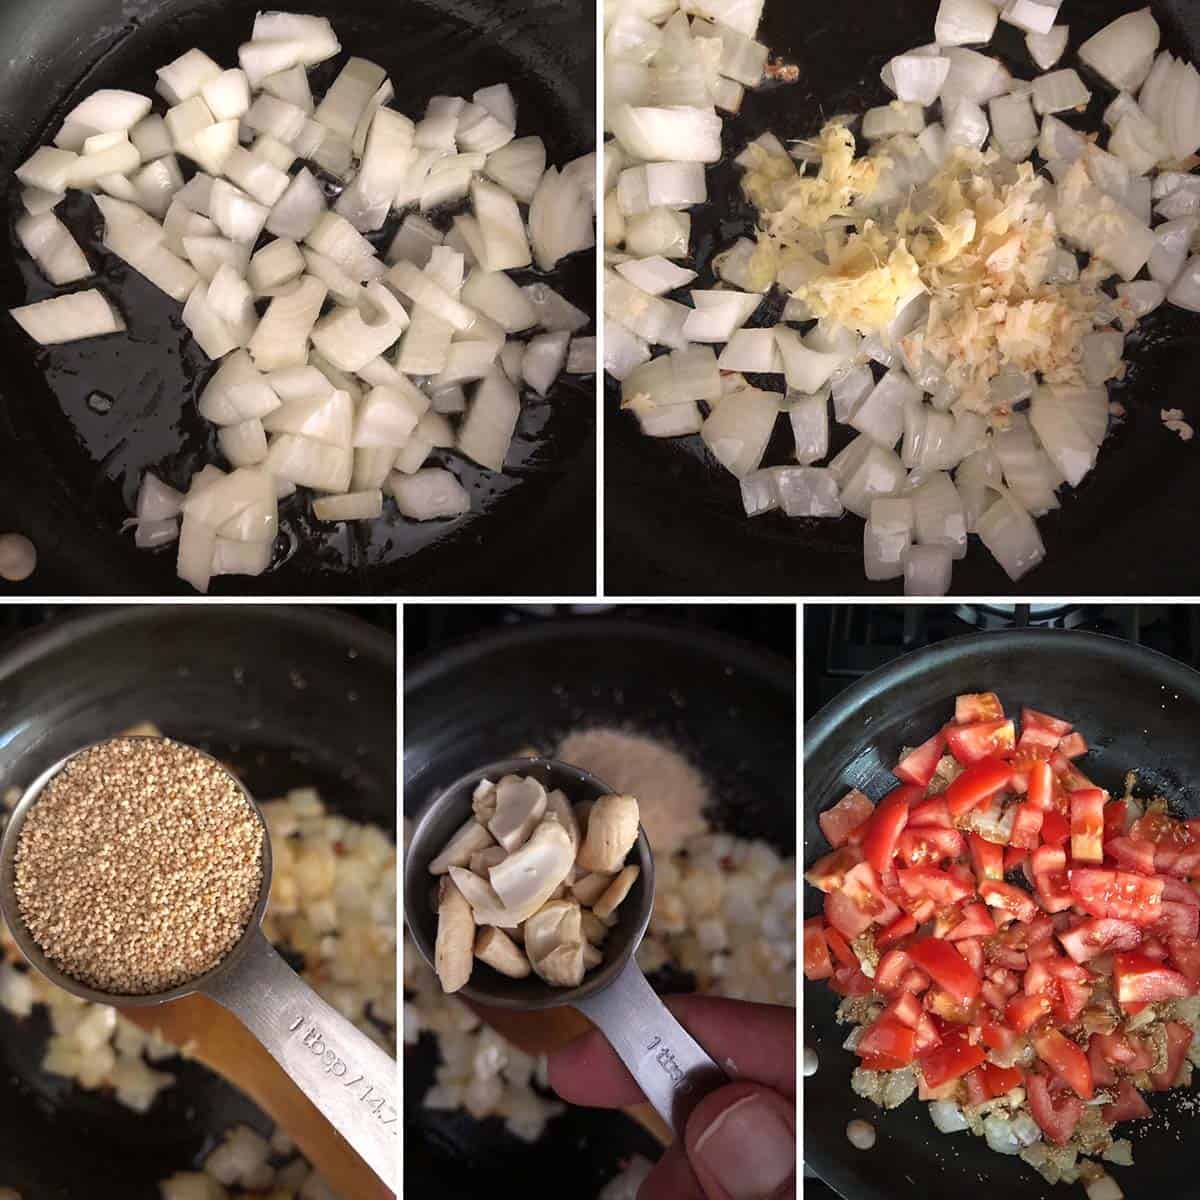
[984,1115,1021,1156]
[67,138,141,189]
[15,212,91,285]
[136,473,185,524]
[264,434,353,492]
[337,108,415,232]
[199,349,281,424]
[774,467,842,518]
[222,146,290,208]
[903,544,953,596]
[929,1100,969,1133]
[865,519,911,581]
[182,121,241,178]
[388,468,470,520]
[842,445,906,519]
[993,417,1061,515]
[16,147,79,193]
[164,95,213,146]
[977,492,1046,580]
[990,92,1038,158]
[790,391,829,465]
[218,418,268,467]
[889,54,951,105]
[387,261,474,331]
[832,366,875,423]
[387,213,444,268]
[1165,60,1200,162]
[247,239,304,294]
[852,369,918,448]
[433,340,500,390]
[1029,387,1098,485]
[183,236,250,282]
[523,331,570,397]
[1026,24,1068,71]
[176,512,216,592]
[934,0,999,47]
[458,370,520,471]
[248,275,327,370]
[700,386,779,478]
[682,290,761,342]
[132,517,178,549]
[351,383,425,447]
[566,337,596,375]
[311,283,409,372]
[414,93,463,150]
[912,472,967,558]
[1032,69,1090,115]
[524,283,590,334]
[862,102,926,140]
[484,135,546,204]
[1149,217,1198,288]
[1168,256,1200,313]
[20,185,65,215]
[1002,0,1059,35]
[265,167,326,242]
[1081,331,1124,385]
[200,68,250,122]
[605,319,651,380]
[264,389,355,446]
[940,48,1010,107]
[10,290,124,345]
[1078,7,1160,93]
[351,446,398,490]
[182,282,239,359]
[313,490,383,522]
[615,256,696,297]
[774,328,843,392]
[250,12,341,67]
[66,89,153,133]
[1084,1176,1123,1200]
[457,270,537,334]
[611,104,723,163]
[471,179,531,272]
[209,179,269,246]
[740,468,779,516]
[263,64,314,116]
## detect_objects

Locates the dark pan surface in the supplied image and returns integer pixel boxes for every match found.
[403,616,795,1200]
[0,605,395,1199]
[804,628,1200,1200]
[607,0,1200,596]
[0,0,595,596]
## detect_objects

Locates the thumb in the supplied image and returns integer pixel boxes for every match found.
[681,1081,796,1200]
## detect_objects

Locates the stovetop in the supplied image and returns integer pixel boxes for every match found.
[804,604,1200,719]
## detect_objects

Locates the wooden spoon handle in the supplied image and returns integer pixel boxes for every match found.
[120,996,393,1200]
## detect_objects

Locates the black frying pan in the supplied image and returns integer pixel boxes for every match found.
[403,614,795,1200]
[804,627,1200,1200]
[0,0,595,596]
[0,605,395,1199]
[606,0,1200,596]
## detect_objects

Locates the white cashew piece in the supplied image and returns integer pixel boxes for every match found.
[576,793,640,874]
[468,844,508,874]
[581,909,610,945]
[593,865,640,920]
[486,774,547,852]
[546,787,581,853]
[582,942,603,969]
[488,818,574,909]
[428,815,495,875]
[474,926,531,978]
[572,871,615,906]
[524,899,585,988]
[435,876,474,994]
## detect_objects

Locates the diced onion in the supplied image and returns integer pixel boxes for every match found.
[312,489,383,521]
[1167,255,1200,313]
[977,492,1046,580]
[934,0,999,48]
[1078,7,1160,93]
[929,1099,969,1133]
[1026,25,1068,71]
[903,543,953,595]
[388,468,470,519]
[10,290,124,345]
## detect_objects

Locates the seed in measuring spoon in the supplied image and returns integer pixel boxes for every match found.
[847,1119,876,1150]
[803,1046,818,1077]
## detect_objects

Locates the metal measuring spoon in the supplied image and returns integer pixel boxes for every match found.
[0,738,397,1194]
[404,757,726,1135]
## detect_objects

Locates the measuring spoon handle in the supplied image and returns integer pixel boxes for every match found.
[575,960,726,1136]
[202,929,398,1193]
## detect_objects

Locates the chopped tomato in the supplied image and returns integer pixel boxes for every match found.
[980,1017,1018,1054]
[1140,935,1168,959]
[804,846,862,893]
[894,730,947,789]
[968,833,1004,881]
[803,918,833,981]
[962,1067,988,1109]
[980,880,1039,924]
[1113,951,1192,1007]
[1069,869,1164,925]
[875,949,914,995]
[944,902,995,942]
[956,692,1004,723]
[1103,800,1129,842]
[898,865,974,906]
[818,789,875,848]
[856,1013,916,1067]
[918,1027,986,1088]
[908,937,981,1003]
[823,924,856,968]
[896,827,965,867]
[924,986,978,1024]
[1131,811,1195,848]
[1070,789,1106,865]
[825,888,872,939]
[1022,707,1073,738]
[1018,724,1061,754]
[842,862,901,925]
[1025,759,1054,813]
[1034,1028,1093,1099]
[860,785,916,873]
[875,911,917,950]
[1004,845,1028,872]
[1167,935,1200,985]
[945,756,1013,817]
[1057,917,1142,964]
[1094,1031,1156,1073]
[1058,732,1087,759]
[1087,1036,1116,1088]
[1006,992,1052,1034]
[1040,808,1070,848]
[978,1062,1023,1098]
[956,937,984,974]
[1150,1021,1193,1091]
[1031,846,1073,914]
[946,719,1016,766]
[1027,1073,1083,1145]
[1107,837,1157,875]
[829,964,873,996]
[1103,1080,1152,1125]
[905,796,950,830]
[1156,899,1200,942]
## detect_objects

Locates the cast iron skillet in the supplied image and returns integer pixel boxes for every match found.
[0,605,395,1200]
[403,616,795,1200]
[606,0,1200,596]
[0,0,595,597]
[804,627,1200,1200]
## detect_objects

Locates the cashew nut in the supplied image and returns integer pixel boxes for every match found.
[524,899,585,988]
[486,775,547,852]
[576,793,640,874]
[572,871,615,906]
[428,815,495,875]
[593,865,640,920]
[582,942,603,969]
[474,926,531,979]
[471,777,498,823]
[435,876,474,994]
[488,818,574,910]
[468,845,508,874]
[537,943,585,988]
[546,788,581,853]
[581,909,610,945]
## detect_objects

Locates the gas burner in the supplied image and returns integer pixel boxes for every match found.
[953,603,1093,631]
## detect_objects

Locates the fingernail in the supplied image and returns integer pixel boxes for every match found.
[692,1092,795,1199]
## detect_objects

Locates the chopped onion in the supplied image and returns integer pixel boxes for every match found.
[523,331,570,396]
[182,281,239,359]
[264,433,352,492]
[1078,7,1160,93]
[458,370,520,471]
[433,339,500,391]
[989,91,1038,159]
[472,179,532,272]
[247,274,327,370]
[265,166,326,241]
[862,102,926,140]
[740,468,779,517]
[903,543,953,596]
[16,146,79,193]
[15,211,91,284]
[65,88,153,133]
[701,386,779,477]
[209,178,269,245]
[1032,69,1090,115]
[610,104,723,163]
[199,349,281,424]
[1026,24,1068,71]
[775,467,843,518]
[842,445,906,518]
[311,283,409,372]
[387,260,473,331]
[1167,255,1200,313]
[929,1099,969,1133]
[388,468,470,519]
[217,417,268,467]
[912,472,967,558]
[10,289,124,345]
[1029,387,1098,485]
[789,391,829,465]
[615,256,696,296]
[137,472,184,523]
[264,388,355,446]
[940,48,1010,107]
[851,369,919,448]
[977,492,1046,580]
[484,135,546,204]
[889,53,951,105]
[1149,217,1198,288]
[247,238,304,293]
[992,416,1061,515]
[313,490,383,521]
[934,0,999,47]
[983,1115,1021,1156]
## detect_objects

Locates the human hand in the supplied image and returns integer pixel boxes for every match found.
[548,995,796,1200]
